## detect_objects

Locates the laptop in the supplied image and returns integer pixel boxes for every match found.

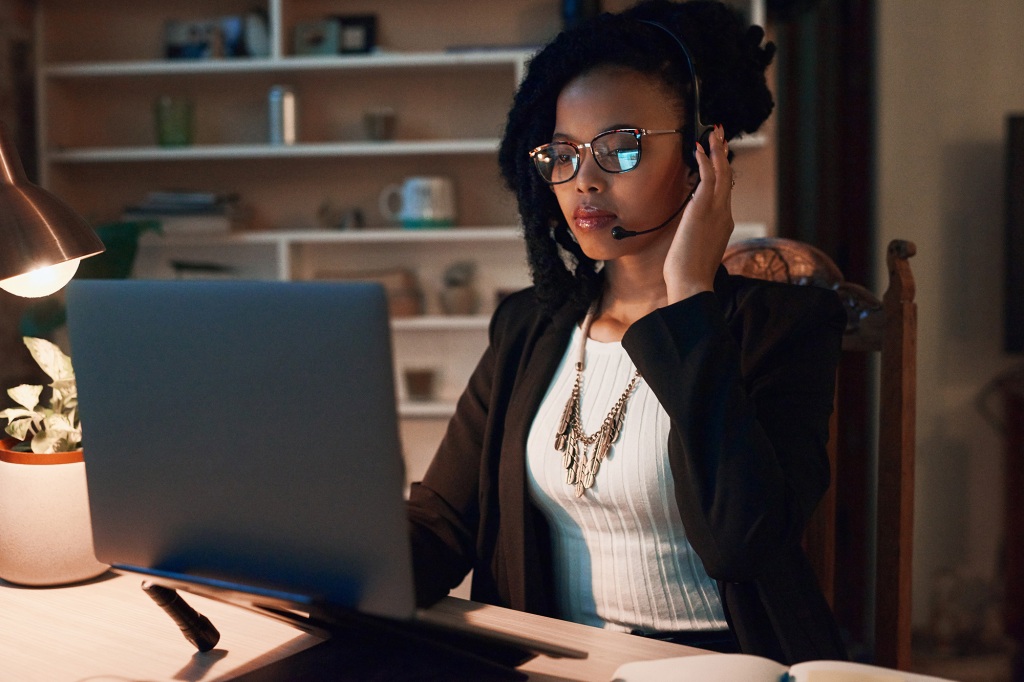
[65,279,584,675]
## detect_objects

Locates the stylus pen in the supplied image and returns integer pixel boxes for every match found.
[141,581,221,652]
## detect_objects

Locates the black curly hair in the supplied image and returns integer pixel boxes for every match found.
[498,0,776,317]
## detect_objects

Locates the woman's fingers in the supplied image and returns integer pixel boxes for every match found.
[694,135,714,195]
[690,125,733,216]
[682,125,735,254]
[704,125,734,203]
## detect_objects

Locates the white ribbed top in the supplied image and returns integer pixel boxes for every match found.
[526,324,727,633]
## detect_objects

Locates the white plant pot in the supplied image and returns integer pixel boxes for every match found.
[0,442,108,586]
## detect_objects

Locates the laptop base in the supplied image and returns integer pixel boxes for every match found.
[122,568,535,680]
[231,616,529,681]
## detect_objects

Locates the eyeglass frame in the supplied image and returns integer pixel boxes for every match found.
[528,128,685,185]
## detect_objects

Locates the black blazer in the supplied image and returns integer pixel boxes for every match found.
[407,266,848,664]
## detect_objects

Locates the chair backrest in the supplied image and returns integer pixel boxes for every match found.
[722,237,917,671]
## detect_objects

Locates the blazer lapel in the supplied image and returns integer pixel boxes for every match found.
[498,302,579,614]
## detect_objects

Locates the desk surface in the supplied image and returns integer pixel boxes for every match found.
[0,572,700,681]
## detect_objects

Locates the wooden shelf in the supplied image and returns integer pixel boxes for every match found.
[47,139,501,163]
[392,315,490,332]
[43,49,535,78]
[138,226,522,247]
[248,227,521,244]
[398,401,458,418]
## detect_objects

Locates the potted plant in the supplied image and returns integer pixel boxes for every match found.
[0,337,107,586]
[439,260,480,315]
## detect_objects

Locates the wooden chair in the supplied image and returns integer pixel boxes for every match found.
[722,238,917,670]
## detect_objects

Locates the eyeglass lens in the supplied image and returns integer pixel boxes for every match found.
[533,130,641,184]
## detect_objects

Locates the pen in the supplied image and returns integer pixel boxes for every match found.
[141,581,221,652]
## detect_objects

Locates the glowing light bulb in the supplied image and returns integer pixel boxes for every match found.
[0,258,82,298]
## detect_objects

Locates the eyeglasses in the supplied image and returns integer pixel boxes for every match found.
[528,128,684,185]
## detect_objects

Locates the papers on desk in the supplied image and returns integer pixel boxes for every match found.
[611,653,955,682]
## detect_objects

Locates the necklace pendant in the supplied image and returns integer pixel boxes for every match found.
[595,433,611,462]
[614,408,627,431]
[566,440,581,484]
[608,410,625,442]
[573,444,589,488]
[583,458,599,489]
[557,396,574,434]
[555,432,568,452]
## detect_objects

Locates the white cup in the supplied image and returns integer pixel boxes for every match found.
[379,176,456,228]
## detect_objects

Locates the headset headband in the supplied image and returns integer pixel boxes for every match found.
[637,19,714,156]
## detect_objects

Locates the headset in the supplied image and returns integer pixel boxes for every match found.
[610,20,714,240]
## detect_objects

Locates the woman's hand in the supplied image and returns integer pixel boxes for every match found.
[663,124,735,303]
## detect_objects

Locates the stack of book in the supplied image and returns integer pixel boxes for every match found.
[122,190,241,235]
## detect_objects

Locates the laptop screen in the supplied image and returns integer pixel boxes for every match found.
[65,279,415,620]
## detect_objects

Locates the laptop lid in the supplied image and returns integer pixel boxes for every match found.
[65,279,414,621]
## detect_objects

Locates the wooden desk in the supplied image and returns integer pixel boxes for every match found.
[0,572,701,681]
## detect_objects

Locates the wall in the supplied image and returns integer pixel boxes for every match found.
[876,1,1024,627]
[0,0,45,402]
[0,0,33,157]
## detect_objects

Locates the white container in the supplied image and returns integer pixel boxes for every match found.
[0,445,108,586]
[268,85,297,145]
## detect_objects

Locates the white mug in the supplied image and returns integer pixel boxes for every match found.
[379,176,456,228]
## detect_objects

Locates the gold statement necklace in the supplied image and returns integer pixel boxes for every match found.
[554,302,642,497]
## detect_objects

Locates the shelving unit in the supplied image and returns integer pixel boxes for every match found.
[35,0,772,476]
[35,2,534,436]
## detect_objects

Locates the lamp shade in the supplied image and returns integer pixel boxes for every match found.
[0,122,104,294]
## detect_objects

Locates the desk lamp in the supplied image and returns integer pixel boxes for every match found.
[0,122,213,646]
[0,124,215,648]
[0,122,104,298]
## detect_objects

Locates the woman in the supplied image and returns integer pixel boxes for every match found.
[407,0,848,664]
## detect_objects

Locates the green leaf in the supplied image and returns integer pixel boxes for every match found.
[3,416,37,441]
[31,431,62,454]
[22,337,75,383]
[51,378,77,402]
[42,412,77,435]
[42,415,78,444]
[0,407,35,423]
[6,384,42,411]
[33,413,80,452]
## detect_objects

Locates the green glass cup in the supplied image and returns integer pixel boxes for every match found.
[154,96,194,147]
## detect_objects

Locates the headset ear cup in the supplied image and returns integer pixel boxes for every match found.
[682,134,698,172]
[697,126,714,157]
[684,126,713,172]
